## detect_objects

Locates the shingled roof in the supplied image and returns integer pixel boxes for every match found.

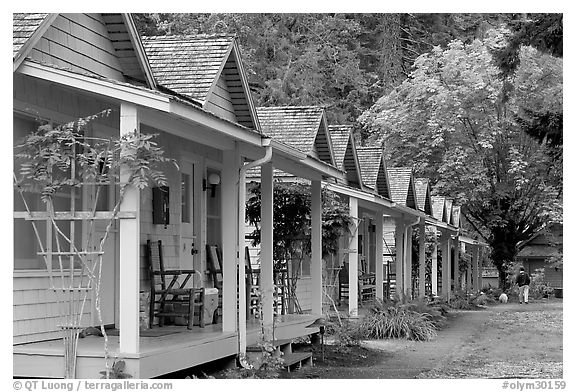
[431,196,447,222]
[415,178,433,215]
[445,198,454,224]
[328,125,363,188]
[13,13,49,58]
[143,34,259,129]
[386,167,418,209]
[256,106,334,165]
[142,34,233,101]
[451,205,461,227]
[356,146,391,198]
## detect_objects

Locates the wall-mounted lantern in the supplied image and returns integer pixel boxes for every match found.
[203,172,221,198]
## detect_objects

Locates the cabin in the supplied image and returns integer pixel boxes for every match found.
[13,13,336,378]
[12,13,490,380]
[516,223,563,290]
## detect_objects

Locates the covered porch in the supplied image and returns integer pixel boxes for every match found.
[14,313,317,378]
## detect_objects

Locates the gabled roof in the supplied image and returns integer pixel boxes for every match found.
[142,34,258,130]
[431,196,447,222]
[516,222,562,259]
[386,167,418,210]
[356,146,391,199]
[328,125,364,189]
[256,106,335,165]
[13,13,155,87]
[445,199,454,224]
[143,34,233,102]
[451,205,461,227]
[415,178,433,215]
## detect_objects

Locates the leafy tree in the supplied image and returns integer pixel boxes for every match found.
[359,32,562,288]
[245,181,352,312]
[490,14,563,148]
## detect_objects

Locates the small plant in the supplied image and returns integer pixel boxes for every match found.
[99,360,132,379]
[529,268,555,299]
[326,319,364,350]
[224,342,284,379]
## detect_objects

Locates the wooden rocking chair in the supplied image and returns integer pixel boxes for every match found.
[146,240,205,329]
[206,244,223,323]
[245,247,261,318]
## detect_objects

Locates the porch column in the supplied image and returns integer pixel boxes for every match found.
[221,146,240,333]
[477,247,484,290]
[394,220,404,298]
[466,244,472,292]
[404,224,413,299]
[260,163,274,340]
[375,213,384,301]
[119,102,140,355]
[418,220,426,298]
[441,232,451,301]
[311,180,323,315]
[473,245,480,292]
[348,196,359,318]
[431,227,438,295]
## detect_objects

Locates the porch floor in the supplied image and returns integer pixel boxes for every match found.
[14,314,320,378]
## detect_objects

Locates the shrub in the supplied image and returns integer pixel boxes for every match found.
[360,301,437,341]
[223,342,284,379]
[529,268,555,299]
[325,319,364,350]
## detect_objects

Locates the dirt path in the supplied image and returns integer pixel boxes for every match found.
[291,298,563,379]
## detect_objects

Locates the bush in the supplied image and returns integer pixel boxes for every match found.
[360,300,438,341]
[325,319,364,350]
[529,268,555,299]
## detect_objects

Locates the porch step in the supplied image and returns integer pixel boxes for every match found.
[246,338,293,355]
[282,352,313,372]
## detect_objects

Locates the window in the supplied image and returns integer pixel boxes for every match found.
[13,114,82,270]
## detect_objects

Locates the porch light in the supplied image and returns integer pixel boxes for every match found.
[203,172,221,197]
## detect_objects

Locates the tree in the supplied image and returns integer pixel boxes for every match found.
[359,31,562,288]
[245,181,352,312]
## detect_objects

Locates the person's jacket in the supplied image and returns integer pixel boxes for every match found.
[516,272,531,286]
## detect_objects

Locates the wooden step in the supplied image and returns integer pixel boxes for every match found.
[282,352,313,372]
[246,338,293,354]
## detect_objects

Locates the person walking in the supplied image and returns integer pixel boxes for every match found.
[516,267,531,304]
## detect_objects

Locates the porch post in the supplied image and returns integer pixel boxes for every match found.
[119,102,140,355]
[394,220,404,298]
[375,213,384,301]
[348,196,359,318]
[446,236,452,301]
[441,232,451,301]
[473,245,480,292]
[221,146,240,333]
[311,179,323,315]
[431,227,438,295]
[260,163,274,339]
[418,220,426,298]
[404,224,413,299]
[466,244,472,292]
[478,247,484,290]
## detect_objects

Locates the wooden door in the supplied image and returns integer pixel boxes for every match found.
[180,159,199,279]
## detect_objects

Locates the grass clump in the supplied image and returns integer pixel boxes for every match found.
[360,299,438,341]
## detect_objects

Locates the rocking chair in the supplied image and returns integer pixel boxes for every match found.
[146,240,205,329]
